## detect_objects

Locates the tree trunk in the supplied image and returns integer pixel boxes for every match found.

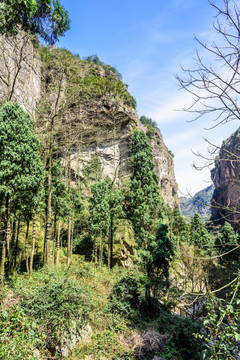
[67,220,71,266]
[29,210,36,279]
[9,214,17,274]
[110,219,113,269]
[13,216,21,273]
[45,118,54,266]
[67,151,71,266]
[0,196,10,285]
[99,232,103,266]
[53,213,57,264]
[25,220,30,273]
[56,221,61,266]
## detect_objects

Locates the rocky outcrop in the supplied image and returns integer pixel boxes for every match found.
[0,32,41,116]
[150,129,178,207]
[0,36,178,207]
[211,128,240,227]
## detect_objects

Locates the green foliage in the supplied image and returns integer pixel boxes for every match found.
[215,222,240,264]
[0,0,70,44]
[0,102,44,212]
[139,115,157,128]
[79,73,136,108]
[51,160,71,220]
[108,270,146,318]
[151,223,174,289]
[190,213,213,251]
[89,181,110,238]
[171,203,189,244]
[129,130,174,308]
[89,177,124,265]
[130,130,161,247]
[81,155,103,190]
[0,303,44,359]
[1,265,94,358]
[86,55,123,80]
[165,317,203,360]
[139,115,161,139]
[198,278,240,359]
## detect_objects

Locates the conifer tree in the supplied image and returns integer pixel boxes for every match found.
[0,102,43,284]
[190,213,212,250]
[129,130,173,309]
[130,130,161,252]
[105,178,124,269]
[89,177,124,268]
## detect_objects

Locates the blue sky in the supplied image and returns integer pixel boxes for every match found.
[57,0,239,195]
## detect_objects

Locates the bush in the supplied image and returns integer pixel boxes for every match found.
[108,271,146,318]
[2,266,94,358]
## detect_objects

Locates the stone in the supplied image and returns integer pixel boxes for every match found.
[211,127,240,227]
[0,33,179,209]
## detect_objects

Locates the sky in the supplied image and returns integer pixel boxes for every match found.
[57,0,239,196]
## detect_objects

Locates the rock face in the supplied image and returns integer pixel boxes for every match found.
[150,129,178,207]
[0,37,178,207]
[0,32,41,116]
[211,128,240,227]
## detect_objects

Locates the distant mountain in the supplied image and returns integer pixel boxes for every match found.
[179,185,214,220]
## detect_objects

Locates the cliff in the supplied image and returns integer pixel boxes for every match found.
[0,32,41,115]
[0,36,178,207]
[211,128,240,227]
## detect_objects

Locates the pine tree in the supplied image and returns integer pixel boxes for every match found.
[0,102,44,284]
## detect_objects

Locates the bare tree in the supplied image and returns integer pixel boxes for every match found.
[176,0,240,130]
[176,0,240,225]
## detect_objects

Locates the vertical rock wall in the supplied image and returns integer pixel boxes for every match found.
[0,32,41,116]
[211,128,240,227]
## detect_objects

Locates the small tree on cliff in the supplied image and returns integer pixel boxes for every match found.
[0,102,44,284]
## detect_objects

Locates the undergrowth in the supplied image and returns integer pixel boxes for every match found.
[0,257,203,360]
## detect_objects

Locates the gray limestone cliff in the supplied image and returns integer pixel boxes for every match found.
[0,32,41,116]
[211,128,240,227]
[0,37,178,207]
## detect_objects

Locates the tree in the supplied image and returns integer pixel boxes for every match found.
[176,0,240,131]
[171,202,189,244]
[149,222,173,299]
[0,0,70,44]
[105,178,124,269]
[215,221,240,264]
[199,277,240,359]
[189,213,213,253]
[130,130,161,247]
[130,130,172,310]
[89,181,110,266]
[0,102,44,284]
[89,178,124,268]
[176,3,240,351]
